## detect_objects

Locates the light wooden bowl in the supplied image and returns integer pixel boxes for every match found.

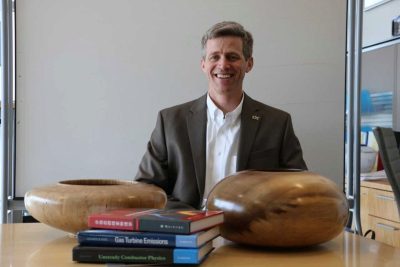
[206,170,349,247]
[24,179,167,234]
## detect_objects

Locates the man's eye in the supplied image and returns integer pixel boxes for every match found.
[227,55,240,61]
[209,55,219,61]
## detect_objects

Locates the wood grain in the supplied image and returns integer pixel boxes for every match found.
[24,179,167,234]
[206,170,349,247]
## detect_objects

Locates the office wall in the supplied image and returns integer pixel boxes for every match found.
[361,44,398,130]
[363,0,400,47]
[0,1,3,219]
[362,45,396,93]
[15,0,346,197]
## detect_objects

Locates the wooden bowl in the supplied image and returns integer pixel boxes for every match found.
[206,170,349,247]
[24,179,167,234]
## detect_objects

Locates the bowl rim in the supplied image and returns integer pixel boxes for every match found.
[58,179,136,186]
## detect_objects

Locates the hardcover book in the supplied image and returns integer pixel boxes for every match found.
[72,241,214,264]
[88,209,224,234]
[77,226,220,248]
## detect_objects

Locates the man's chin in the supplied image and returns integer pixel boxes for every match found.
[211,81,233,90]
[209,87,242,96]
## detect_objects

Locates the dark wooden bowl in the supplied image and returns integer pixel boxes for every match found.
[206,170,349,247]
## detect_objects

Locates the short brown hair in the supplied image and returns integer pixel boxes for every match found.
[201,21,253,60]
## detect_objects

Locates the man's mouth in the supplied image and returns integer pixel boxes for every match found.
[214,73,234,79]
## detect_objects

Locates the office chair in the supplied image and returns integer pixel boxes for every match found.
[373,127,400,216]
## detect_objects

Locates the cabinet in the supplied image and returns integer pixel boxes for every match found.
[363,0,400,47]
[361,179,400,247]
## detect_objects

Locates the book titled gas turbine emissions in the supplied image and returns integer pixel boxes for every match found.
[88,208,224,234]
[77,226,220,248]
[72,241,214,264]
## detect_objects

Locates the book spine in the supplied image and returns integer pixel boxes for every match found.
[175,235,197,247]
[173,248,201,264]
[78,233,177,247]
[72,246,173,264]
[139,219,190,234]
[87,217,136,231]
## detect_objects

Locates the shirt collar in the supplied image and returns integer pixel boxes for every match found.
[206,93,244,122]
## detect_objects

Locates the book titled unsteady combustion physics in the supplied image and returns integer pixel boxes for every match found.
[72,241,213,264]
[77,226,220,248]
[88,209,224,234]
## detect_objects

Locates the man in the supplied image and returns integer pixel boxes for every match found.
[135,21,307,209]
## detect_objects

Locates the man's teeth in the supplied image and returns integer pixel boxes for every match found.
[215,74,233,78]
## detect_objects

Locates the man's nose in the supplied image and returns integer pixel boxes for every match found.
[218,57,230,69]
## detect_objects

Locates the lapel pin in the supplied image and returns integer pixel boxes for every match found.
[252,115,260,120]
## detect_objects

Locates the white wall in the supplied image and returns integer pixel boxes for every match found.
[15,0,346,197]
[0,2,4,220]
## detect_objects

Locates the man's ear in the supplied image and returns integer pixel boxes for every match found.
[201,58,206,73]
[246,57,254,73]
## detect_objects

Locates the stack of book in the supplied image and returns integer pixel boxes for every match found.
[72,209,224,265]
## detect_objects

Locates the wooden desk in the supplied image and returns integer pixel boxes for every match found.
[361,179,400,247]
[1,223,400,266]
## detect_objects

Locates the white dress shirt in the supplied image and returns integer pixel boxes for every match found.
[203,94,243,206]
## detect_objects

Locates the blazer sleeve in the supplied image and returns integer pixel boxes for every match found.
[134,112,196,209]
[280,114,308,170]
[135,111,171,191]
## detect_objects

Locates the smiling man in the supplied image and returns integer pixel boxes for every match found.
[135,21,307,209]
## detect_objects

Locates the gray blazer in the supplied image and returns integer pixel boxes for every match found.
[135,93,307,209]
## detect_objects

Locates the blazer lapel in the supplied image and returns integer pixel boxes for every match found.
[187,95,207,197]
[237,94,262,171]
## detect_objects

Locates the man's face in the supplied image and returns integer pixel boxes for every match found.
[201,36,253,98]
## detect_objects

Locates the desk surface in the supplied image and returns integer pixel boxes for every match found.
[1,223,400,267]
[361,178,392,191]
